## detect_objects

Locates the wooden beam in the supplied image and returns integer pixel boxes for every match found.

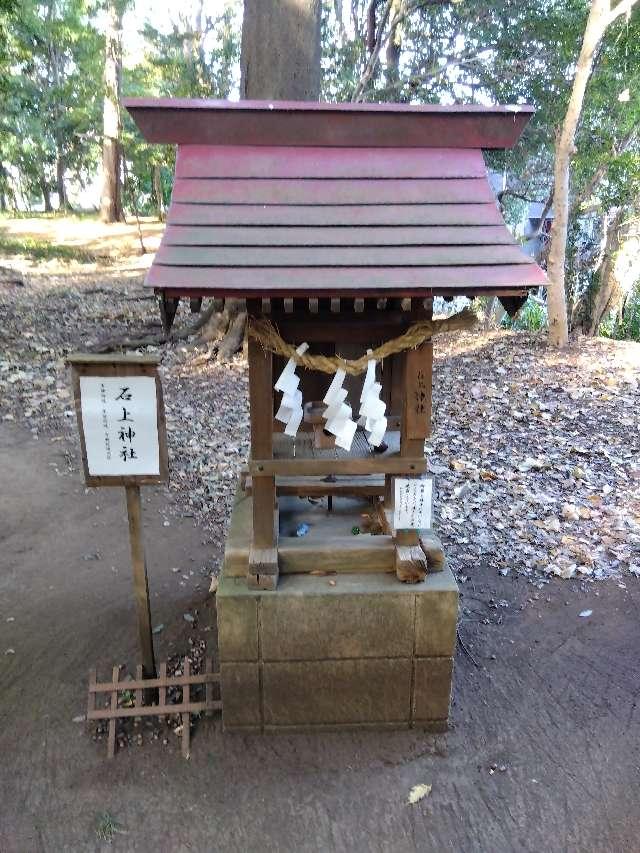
[182,658,191,759]
[249,457,427,477]
[107,664,119,758]
[419,533,445,572]
[124,485,157,678]
[393,317,433,583]
[247,331,278,587]
[403,340,433,442]
[395,544,428,583]
[243,473,386,498]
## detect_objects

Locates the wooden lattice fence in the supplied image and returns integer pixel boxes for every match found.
[87,658,220,758]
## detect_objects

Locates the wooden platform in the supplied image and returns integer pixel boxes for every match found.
[225,490,443,577]
[225,491,388,575]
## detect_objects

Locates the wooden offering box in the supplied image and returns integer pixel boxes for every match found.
[127,99,546,732]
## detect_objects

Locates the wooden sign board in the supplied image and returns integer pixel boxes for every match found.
[68,354,168,488]
[394,476,433,531]
[404,340,433,441]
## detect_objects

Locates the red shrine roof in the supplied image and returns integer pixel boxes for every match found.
[125,99,547,299]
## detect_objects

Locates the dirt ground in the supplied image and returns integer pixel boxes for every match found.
[2,421,639,853]
[1,217,640,851]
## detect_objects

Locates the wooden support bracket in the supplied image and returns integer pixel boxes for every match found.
[248,545,279,591]
[159,294,180,334]
[419,533,445,572]
[247,571,279,591]
[395,544,428,584]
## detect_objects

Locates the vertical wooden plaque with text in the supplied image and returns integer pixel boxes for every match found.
[68,353,169,678]
[68,354,168,488]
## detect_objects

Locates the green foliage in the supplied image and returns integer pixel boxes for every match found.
[95,811,122,843]
[1,0,103,208]
[0,0,19,95]
[139,4,239,100]
[321,1,640,339]
[599,281,640,342]
[0,230,100,262]
[0,0,241,214]
[0,0,639,343]
[120,1,241,216]
[502,296,548,332]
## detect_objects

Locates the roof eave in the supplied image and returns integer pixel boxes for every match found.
[124,98,534,150]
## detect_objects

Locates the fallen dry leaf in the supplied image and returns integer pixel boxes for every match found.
[1,234,638,594]
[408,784,432,805]
[561,503,580,522]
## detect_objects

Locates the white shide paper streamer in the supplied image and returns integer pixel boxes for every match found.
[274,343,309,437]
[322,368,357,451]
[358,352,387,447]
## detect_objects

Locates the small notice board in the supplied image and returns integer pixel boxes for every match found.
[68,354,168,487]
[393,476,433,531]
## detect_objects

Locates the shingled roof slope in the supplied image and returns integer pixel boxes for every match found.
[125,100,547,300]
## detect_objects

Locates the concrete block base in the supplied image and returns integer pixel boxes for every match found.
[217,569,458,733]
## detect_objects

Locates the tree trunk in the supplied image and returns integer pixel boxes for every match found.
[40,178,53,213]
[55,157,71,211]
[385,0,402,90]
[546,0,639,347]
[240,0,321,100]
[152,165,164,221]
[0,163,9,212]
[588,208,640,335]
[201,0,322,355]
[100,0,124,223]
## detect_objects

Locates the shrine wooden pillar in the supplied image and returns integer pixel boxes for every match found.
[392,300,433,582]
[247,300,279,590]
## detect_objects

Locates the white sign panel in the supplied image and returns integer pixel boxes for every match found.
[394,477,433,530]
[79,375,160,477]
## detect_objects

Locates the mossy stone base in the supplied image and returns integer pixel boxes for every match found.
[217,570,458,733]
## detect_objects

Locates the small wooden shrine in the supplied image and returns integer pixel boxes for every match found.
[126,99,546,732]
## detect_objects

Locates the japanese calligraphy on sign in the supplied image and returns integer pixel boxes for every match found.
[80,376,159,476]
[393,477,433,531]
[413,369,427,416]
[404,341,432,441]
[68,354,168,487]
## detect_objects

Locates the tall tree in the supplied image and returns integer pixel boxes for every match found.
[0,0,19,97]
[1,0,102,211]
[323,1,640,342]
[199,0,322,358]
[240,0,321,100]
[587,203,640,333]
[100,0,125,223]
[121,2,240,221]
[546,0,639,347]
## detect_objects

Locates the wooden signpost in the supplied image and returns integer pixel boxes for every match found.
[68,354,168,679]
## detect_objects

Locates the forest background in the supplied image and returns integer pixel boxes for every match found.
[1,0,639,342]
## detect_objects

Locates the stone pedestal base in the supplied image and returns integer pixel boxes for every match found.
[217,570,458,733]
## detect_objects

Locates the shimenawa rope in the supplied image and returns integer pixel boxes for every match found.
[248,308,477,376]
